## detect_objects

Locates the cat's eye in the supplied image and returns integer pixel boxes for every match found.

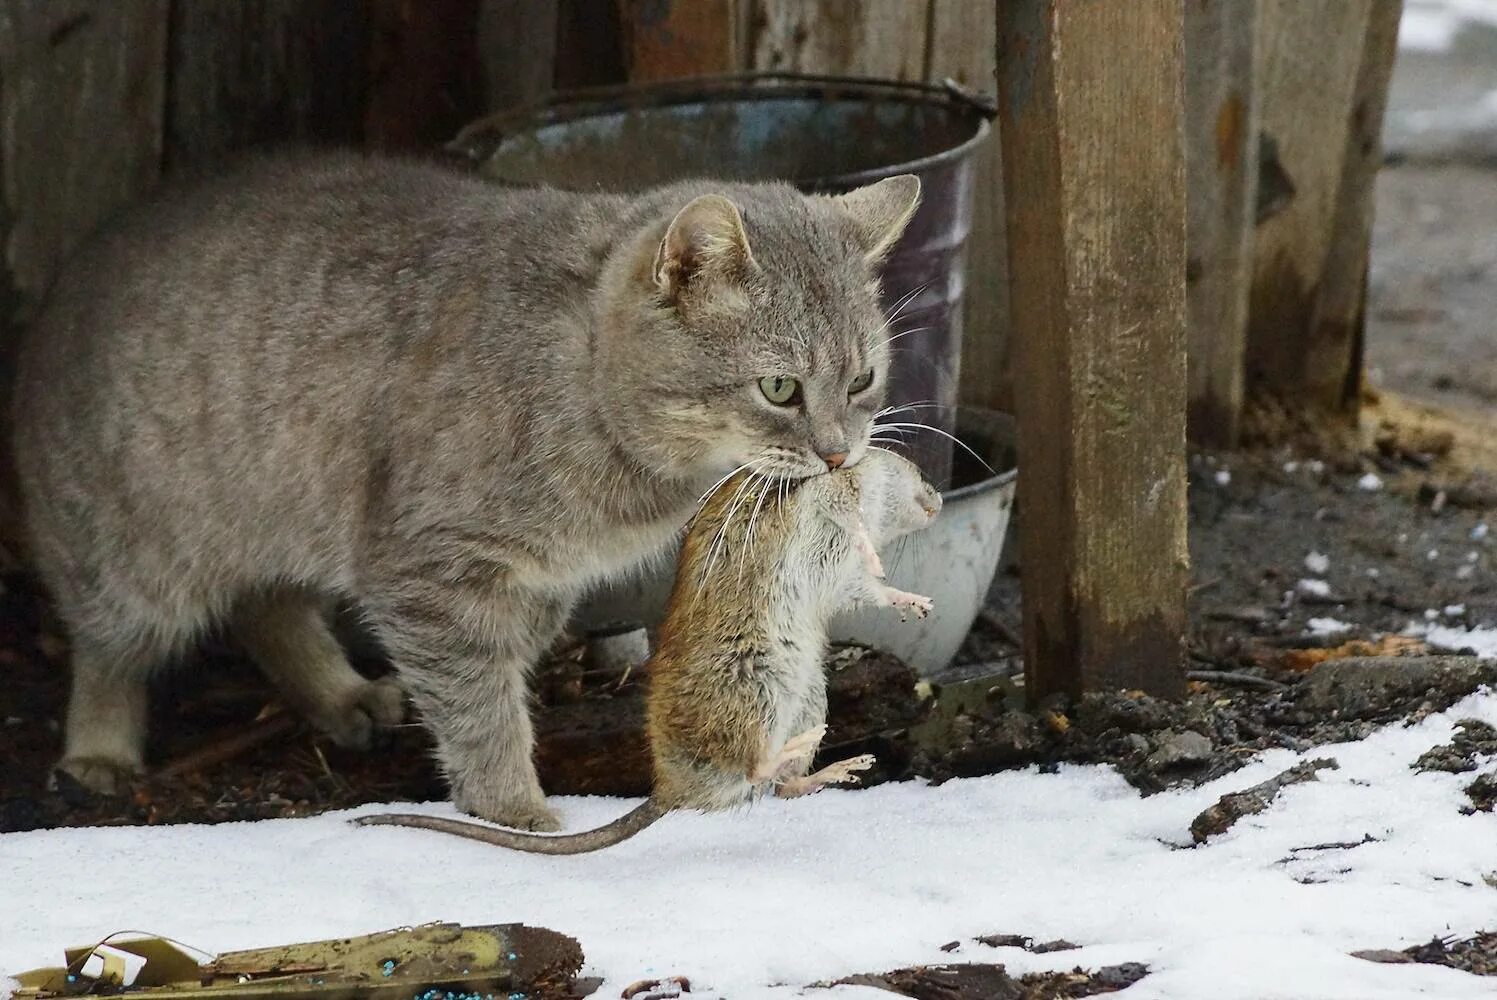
[759,375,801,406]
[848,369,875,395]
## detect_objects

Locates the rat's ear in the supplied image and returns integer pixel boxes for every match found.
[827,174,921,264]
[653,194,756,300]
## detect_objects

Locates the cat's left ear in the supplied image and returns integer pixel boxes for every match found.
[826,175,921,264]
[653,193,756,301]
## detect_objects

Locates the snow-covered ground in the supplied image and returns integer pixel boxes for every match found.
[5,667,1497,999]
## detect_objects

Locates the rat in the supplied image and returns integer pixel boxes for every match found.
[353,448,941,854]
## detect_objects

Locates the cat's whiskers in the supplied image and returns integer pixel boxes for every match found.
[698,457,771,509]
[738,469,779,584]
[874,421,994,474]
[875,325,932,352]
[697,466,770,591]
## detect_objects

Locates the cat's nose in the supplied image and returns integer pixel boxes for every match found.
[821,450,849,470]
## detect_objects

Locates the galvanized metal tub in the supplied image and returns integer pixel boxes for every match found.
[576,408,1017,676]
[450,73,994,489]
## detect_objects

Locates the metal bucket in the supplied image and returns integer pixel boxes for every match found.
[450,73,994,489]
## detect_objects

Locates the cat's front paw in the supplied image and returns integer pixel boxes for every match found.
[53,756,141,797]
[456,789,562,832]
[313,678,406,750]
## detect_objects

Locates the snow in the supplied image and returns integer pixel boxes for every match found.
[1215,469,1232,487]
[5,696,1497,999]
[1297,578,1332,599]
[1410,623,1497,659]
[1307,617,1353,637]
[1400,0,1497,52]
[1357,473,1384,493]
[1304,552,1331,576]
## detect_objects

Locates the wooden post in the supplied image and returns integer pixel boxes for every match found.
[1247,0,1403,414]
[995,0,1189,700]
[1185,0,1259,448]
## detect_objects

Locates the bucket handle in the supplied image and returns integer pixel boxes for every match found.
[447,71,997,163]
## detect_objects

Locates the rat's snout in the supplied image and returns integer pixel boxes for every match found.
[916,481,942,519]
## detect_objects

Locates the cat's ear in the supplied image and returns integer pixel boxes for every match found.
[653,194,756,300]
[827,174,921,264]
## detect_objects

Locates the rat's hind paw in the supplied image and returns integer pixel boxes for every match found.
[776,753,877,798]
[878,586,934,619]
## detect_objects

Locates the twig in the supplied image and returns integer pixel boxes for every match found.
[1186,669,1288,693]
[153,710,299,780]
[1190,757,1339,844]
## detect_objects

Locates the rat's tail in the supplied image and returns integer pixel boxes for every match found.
[352,799,667,855]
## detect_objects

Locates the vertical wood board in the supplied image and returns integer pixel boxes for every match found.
[997,0,1189,699]
[364,0,485,152]
[619,0,743,80]
[1247,0,1374,403]
[1307,0,1404,411]
[1184,0,1259,447]
[477,0,559,112]
[748,0,930,80]
[165,0,370,169]
[0,0,168,303]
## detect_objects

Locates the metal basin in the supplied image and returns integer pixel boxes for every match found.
[575,408,1017,675]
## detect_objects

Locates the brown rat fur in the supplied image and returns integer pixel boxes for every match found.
[354,449,940,853]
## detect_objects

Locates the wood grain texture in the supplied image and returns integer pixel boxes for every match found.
[165,0,369,169]
[1247,0,1397,410]
[1307,0,1404,412]
[929,0,1012,415]
[996,0,1189,699]
[0,0,168,557]
[748,0,930,79]
[478,0,559,112]
[1184,0,1259,447]
[365,0,485,151]
[0,0,168,303]
[619,0,743,80]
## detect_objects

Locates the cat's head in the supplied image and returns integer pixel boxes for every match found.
[598,175,921,485]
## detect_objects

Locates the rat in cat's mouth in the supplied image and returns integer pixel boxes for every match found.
[355,448,940,854]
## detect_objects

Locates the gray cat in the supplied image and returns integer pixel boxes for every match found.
[11,152,919,830]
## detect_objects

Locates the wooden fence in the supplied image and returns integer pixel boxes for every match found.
[0,0,1402,698]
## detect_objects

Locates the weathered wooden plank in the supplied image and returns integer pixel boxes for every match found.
[748,0,930,80]
[0,0,169,558]
[364,0,485,151]
[165,0,370,169]
[1184,0,1259,447]
[929,0,1011,415]
[619,0,743,80]
[1307,0,1404,412]
[996,0,1189,699]
[477,0,558,112]
[554,0,628,91]
[1246,0,1387,411]
[0,0,168,303]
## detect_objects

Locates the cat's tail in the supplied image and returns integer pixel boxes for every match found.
[352,799,667,855]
